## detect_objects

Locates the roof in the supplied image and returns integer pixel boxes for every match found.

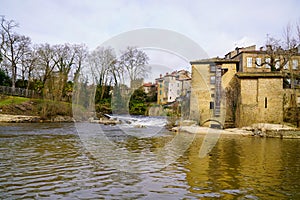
[190,57,239,64]
[143,83,155,87]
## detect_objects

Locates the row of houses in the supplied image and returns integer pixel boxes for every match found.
[140,70,192,105]
[155,70,191,105]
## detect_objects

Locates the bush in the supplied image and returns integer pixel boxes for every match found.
[38,100,72,119]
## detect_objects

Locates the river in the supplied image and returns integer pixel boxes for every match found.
[0,118,299,199]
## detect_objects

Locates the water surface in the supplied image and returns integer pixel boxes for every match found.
[0,122,299,199]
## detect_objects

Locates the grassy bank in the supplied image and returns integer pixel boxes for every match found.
[0,95,73,120]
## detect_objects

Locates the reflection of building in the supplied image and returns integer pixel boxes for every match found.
[190,45,300,128]
[156,70,191,105]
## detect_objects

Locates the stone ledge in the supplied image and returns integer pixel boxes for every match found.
[0,114,40,123]
[236,72,284,78]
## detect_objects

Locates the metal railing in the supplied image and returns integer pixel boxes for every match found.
[0,86,41,98]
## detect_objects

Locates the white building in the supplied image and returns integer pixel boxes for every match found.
[156,70,191,105]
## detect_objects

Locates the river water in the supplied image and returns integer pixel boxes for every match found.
[0,118,299,199]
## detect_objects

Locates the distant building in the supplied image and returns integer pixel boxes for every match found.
[190,45,300,128]
[143,82,156,94]
[156,70,191,105]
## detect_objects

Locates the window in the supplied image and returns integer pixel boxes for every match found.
[210,65,216,73]
[256,57,261,68]
[160,84,162,88]
[265,58,271,68]
[210,76,216,84]
[210,102,214,109]
[293,59,298,70]
[275,59,280,69]
[283,61,289,70]
[265,97,267,108]
[247,57,252,67]
[159,90,162,95]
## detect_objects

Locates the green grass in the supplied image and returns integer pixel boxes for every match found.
[0,96,30,106]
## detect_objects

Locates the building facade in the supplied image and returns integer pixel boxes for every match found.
[190,45,300,128]
[156,70,191,105]
[189,58,238,128]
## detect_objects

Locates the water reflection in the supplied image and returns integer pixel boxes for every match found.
[185,135,300,199]
[0,123,299,199]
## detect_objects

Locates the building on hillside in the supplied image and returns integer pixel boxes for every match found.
[190,45,300,128]
[156,70,191,105]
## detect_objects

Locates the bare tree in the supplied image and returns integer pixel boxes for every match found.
[0,16,31,90]
[21,46,38,96]
[89,46,117,100]
[73,44,88,83]
[52,44,78,101]
[119,46,149,85]
[258,23,298,73]
[35,43,58,96]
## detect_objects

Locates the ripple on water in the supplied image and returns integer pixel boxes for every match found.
[0,123,299,199]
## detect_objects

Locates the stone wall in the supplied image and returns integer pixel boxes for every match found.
[240,52,272,73]
[236,77,283,127]
[189,64,211,124]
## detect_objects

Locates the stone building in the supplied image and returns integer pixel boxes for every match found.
[234,72,284,127]
[190,45,300,128]
[190,58,239,128]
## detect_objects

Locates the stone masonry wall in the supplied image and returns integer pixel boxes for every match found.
[257,78,283,123]
[236,77,283,127]
[236,79,258,127]
[189,64,211,124]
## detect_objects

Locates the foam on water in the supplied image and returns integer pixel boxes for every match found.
[109,115,167,127]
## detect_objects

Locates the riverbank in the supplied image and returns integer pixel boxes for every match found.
[0,114,75,123]
[0,114,40,123]
[1,109,300,138]
[0,95,75,122]
[172,123,300,139]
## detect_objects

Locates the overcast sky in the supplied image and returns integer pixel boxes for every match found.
[1,0,300,73]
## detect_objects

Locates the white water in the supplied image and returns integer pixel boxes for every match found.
[109,115,167,127]
[106,115,168,138]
